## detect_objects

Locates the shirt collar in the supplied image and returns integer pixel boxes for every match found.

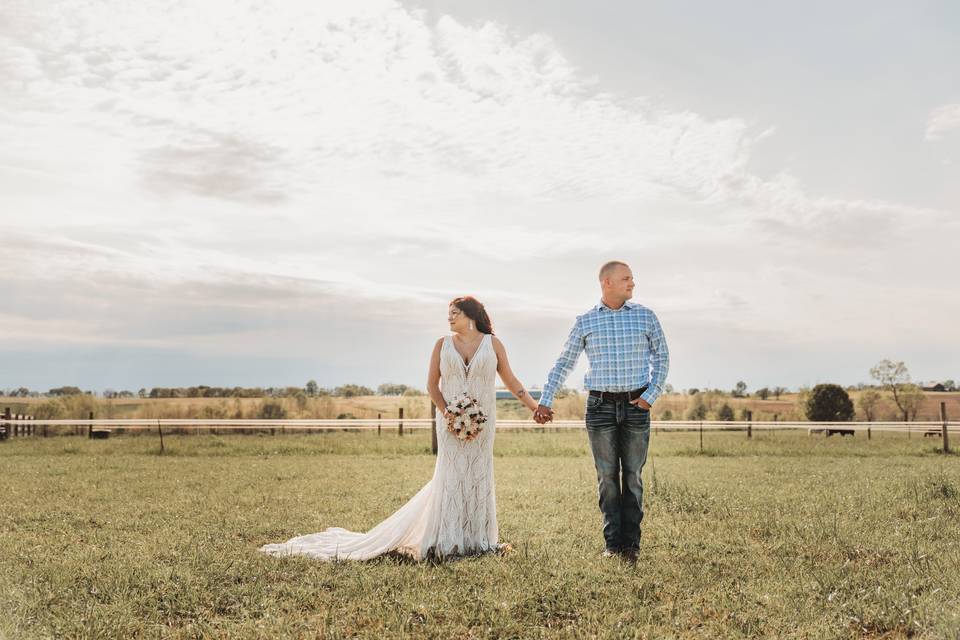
[596,299,636,312]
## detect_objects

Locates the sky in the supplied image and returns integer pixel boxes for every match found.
[1,0,958,394]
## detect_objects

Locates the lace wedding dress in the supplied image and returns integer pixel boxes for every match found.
[259,334,499,561]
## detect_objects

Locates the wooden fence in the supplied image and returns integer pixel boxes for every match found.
[0,408,36,439]
[2,402,956,454]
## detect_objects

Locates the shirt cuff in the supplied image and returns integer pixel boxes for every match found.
[639,386,660,405]
[538,392,555,408]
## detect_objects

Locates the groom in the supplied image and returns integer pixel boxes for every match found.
[535,261,669,561]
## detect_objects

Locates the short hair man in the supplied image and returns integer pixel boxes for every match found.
[535,261,670,561]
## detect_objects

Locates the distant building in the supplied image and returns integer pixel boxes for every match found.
[922,382,946,392]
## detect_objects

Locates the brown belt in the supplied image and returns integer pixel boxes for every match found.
[588,387,648,402]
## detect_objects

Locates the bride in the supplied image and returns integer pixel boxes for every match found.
[259,295,540,561]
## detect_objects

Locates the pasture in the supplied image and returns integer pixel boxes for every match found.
[1,430,958,638]
[5,390,960,424]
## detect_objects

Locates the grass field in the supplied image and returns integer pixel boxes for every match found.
[1,430,959,639]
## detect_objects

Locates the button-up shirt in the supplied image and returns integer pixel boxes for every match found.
[539,299,669,408]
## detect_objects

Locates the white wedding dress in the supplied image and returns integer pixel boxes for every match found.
[259,334,499,561]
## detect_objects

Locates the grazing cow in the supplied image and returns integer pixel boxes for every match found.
[826,428,855,437]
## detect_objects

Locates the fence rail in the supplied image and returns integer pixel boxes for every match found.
[0,410,36,439]
[2,401,954,453]
[4,417,959,432]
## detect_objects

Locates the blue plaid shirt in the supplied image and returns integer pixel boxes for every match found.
[540,300,669,408]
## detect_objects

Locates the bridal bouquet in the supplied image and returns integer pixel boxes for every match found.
[445,393,487,441]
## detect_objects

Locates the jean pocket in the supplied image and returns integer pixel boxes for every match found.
[586,394,602,410]
[627,403,651,425]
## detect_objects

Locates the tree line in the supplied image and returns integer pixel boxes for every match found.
[680,359,943,422]
[2,382,425,399]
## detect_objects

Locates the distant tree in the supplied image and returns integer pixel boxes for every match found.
[899,384,926,421]
[687,388,700,396]
[732,381,748,398]
[870,360,912,421]
[49,386,82,397]
[336,413,357,419]
[944,379,956,392]
[402,388,425,396]
[138,388,147,398]
[773,386,787,400]
[257,401,287,420]
[857,389,883,421]
[756,387,771,400]
[717,403,735,421]
[334,384,375,398]
[293,390,308,411]
[686,395,708,420]
[660,409,674,420]
[664,384,675,394]
[555,386,576,399]
[305,380,319,397]
[377,383,411,396]
[805,384,854,422]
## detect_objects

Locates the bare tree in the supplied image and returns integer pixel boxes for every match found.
[869,360,912,421]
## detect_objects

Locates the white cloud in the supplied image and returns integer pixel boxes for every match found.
[0,0,957,389]
[925,103,960,140]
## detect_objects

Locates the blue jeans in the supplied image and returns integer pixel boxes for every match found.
[584,394,651,550]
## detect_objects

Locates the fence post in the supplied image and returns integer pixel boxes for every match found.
[746,410,753,439]
[699,420,703,452]
[2,407,9,441]
[431,402,438,455]
[867,425,871,440]
[377,413,381,437]
[157,419,165,453]
[398,407,403,437]
[88,411,94,439]
[942,402,950,454]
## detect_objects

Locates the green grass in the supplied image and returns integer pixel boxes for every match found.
[1,431,958,639]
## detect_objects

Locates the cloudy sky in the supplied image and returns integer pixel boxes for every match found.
[1,0,958,394]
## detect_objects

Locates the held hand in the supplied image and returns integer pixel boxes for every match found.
[533,404,554,424]
[629,398,651,410]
